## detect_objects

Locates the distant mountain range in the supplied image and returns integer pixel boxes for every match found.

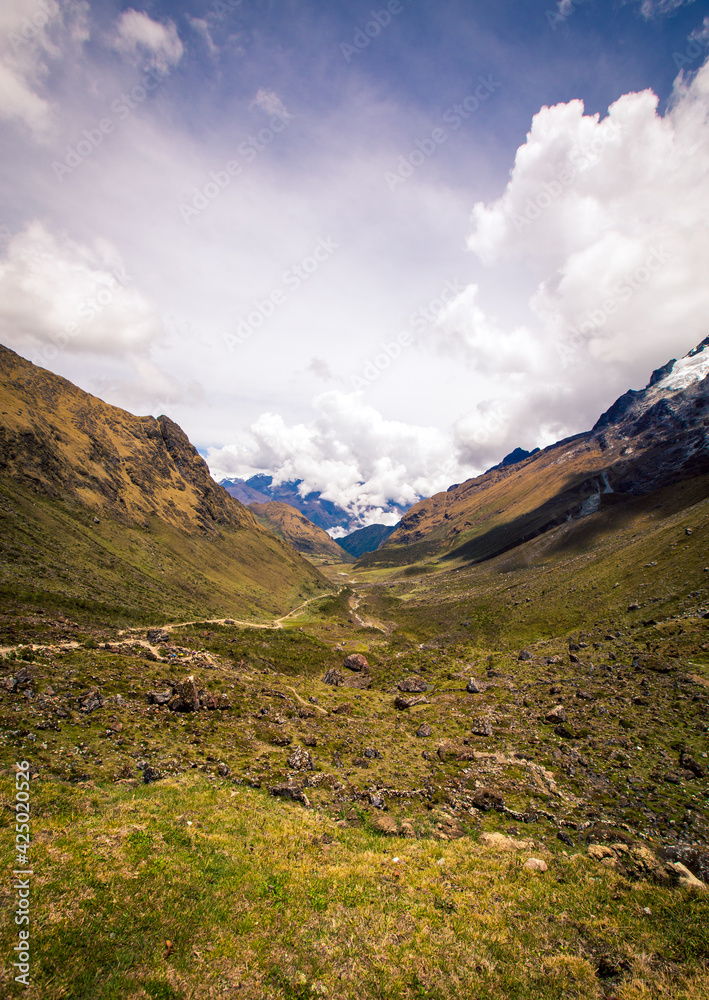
[220,474,411,535]
[250,501,354,563]
[363,336,709,568]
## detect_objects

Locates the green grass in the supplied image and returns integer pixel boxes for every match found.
[2,773,708,1000]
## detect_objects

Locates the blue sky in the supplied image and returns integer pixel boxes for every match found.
[1,0,708,526]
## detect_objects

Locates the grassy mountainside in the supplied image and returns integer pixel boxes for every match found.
[0,345,330,623]
[250,501,353,564]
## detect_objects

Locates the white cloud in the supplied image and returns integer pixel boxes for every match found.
[111,9,183,73]
[187,16,218,58]
[432,57,709,466]
[251,88,289,119]
[207,391,469,526]
[0,221,165,360]
[634,0,697,18]
[0,0,89,139]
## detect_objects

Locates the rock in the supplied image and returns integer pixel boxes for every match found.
[518,650,532,661]
[524,858,548,872]
[364,748,382,759]
[332,703,353,715]
[416,723,432,738]
[633,654,672,674]
[545,704,566,723]
[557,830,574,846]
[13,666,33,691]
[480,832,533,851]
[141,764,161,784]
[437,741,476,762]
[661,845,709,883]
[686,528,694,536]
[147,629,170,643]
[201,692,219,711]
[471,787,505,812]
[372,813,399,835]
[588,842,674,885]
[287,747,314,771]
[79,687,104,713]
[303,735,317,747]
[344,653,369,672]
[169,676,200,712]
[322,668,345,686]
[466,678,481,694]
[269,783,310,807]
[627,602,640,611]
[667,862,707,892]
[394,695,428,710]
[554,723,575,739]
[217,762,230,777]
[399,819,416,838]
[398,675,428,693]
[470,718,494,737]
[679,751,706,778]
[298,707,316,719]
[368,792,385,809]
[147,690,172,706]
[435,815,465,840]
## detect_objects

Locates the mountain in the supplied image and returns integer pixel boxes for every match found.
[249,501,353,563]
[338,522,398,558]
[0,345,330,622]
[362,337,709,568]
[220,474,413,534]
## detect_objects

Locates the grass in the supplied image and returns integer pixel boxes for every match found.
[2,772,708,1000]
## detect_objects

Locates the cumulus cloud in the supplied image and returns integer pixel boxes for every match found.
[433,56,709,467]
[110,8,183,73]
[207,391,470,527]
[0,221,165,362]
[633,0,697,19]
[0,0,89,139]
[187,16,218,58]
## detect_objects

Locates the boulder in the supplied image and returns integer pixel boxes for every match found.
[287,747,314,771]
[466,678,481,694]
[416,723,432,738]
[395,695,428,710]
[471,787,505,812]
[545,704,566,724]
[524,858,548,872]
[344,653,369,672]
[322,668,345,687]
[169,676,200,713]
[147,690,172,706]
[79,687,104,713]
[398,675,428,693]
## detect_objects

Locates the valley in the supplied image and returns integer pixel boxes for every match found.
[1,344,708,1000]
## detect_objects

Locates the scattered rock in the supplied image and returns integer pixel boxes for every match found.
[395,695,428,710]
[633,654,672,674]
[147,629,170,644]
[141,764,161,784]
[398,675,428,693]
[287,747,314,771]
[686,528,694,536]
[554,723,575,739]
[364,747,382,759]
[466,678,481,694]
[627,602,640,611]
[524,858,548,872]
[79,687,104,713]
[217,762,230,777]
[518,650,532,661]
[471,787,505,812]
[588,843,674,885]
[169,676,200,713]
[679,751,705,778]
[269,783,310,806]
[437,741,476,762]
[545,704,567,724]
[470,718,494,737]
[322,668,345,687]
[435,814,465,840]
[332,703,353,715]
[416,723,432,738]
[344,653,369,672]
[147,690,172,706]
[557,830,574,846]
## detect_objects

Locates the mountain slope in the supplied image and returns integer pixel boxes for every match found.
[0,345,330,622]
[363,338,709,568]
[249,501,353,563]
[338,523,398,558]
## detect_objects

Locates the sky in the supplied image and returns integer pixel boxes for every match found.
[1,0,709,529]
